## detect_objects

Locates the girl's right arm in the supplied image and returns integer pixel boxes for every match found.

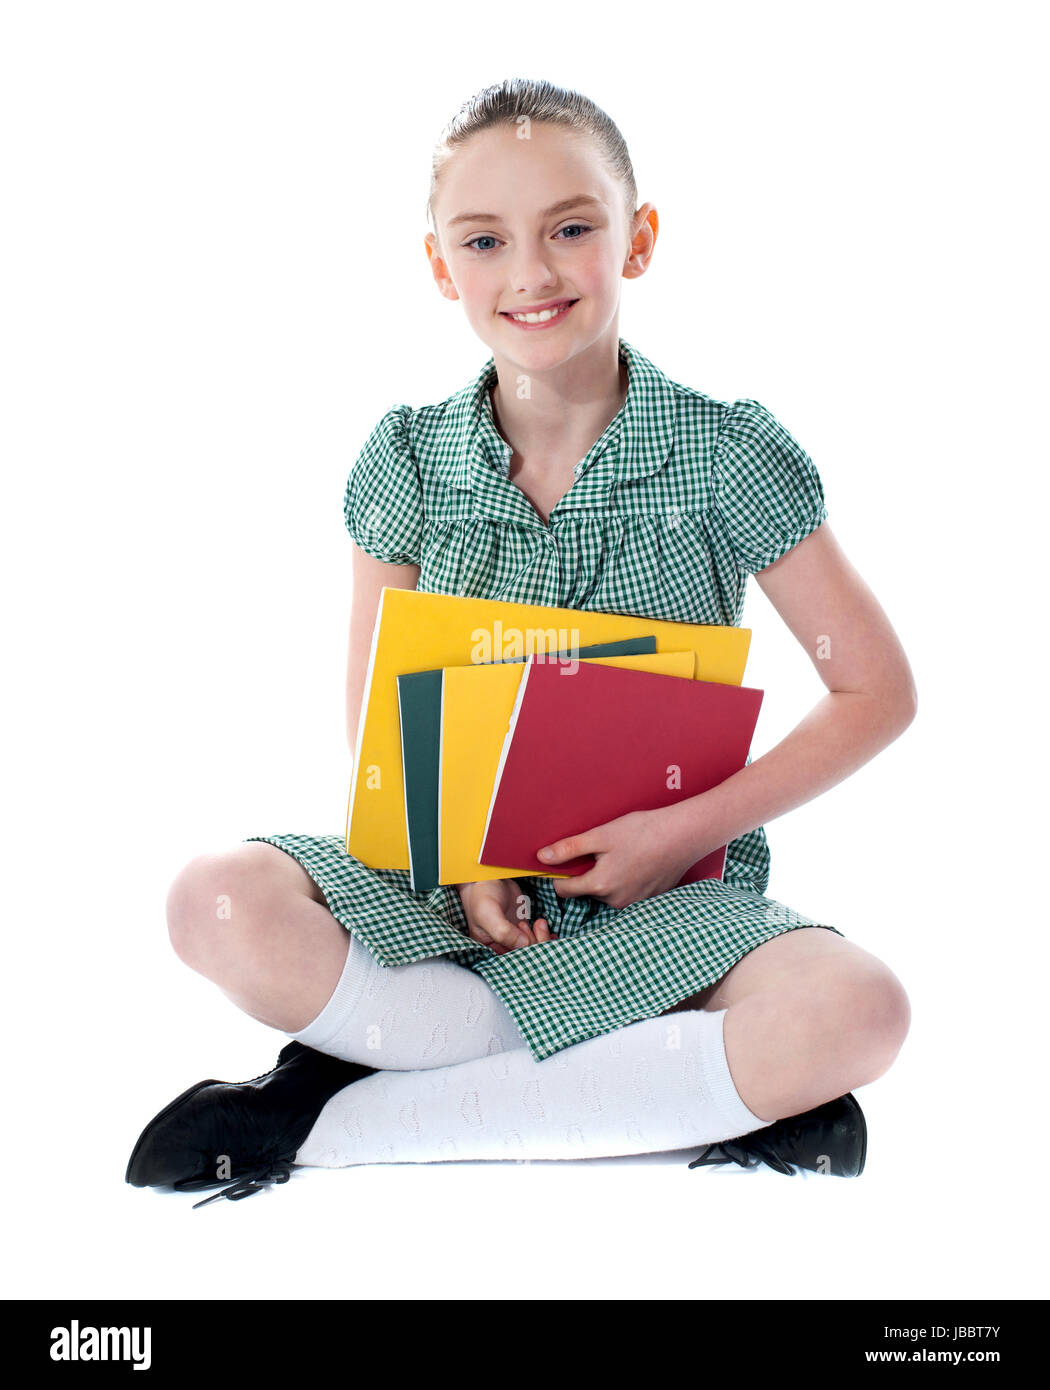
[345,541,420,753]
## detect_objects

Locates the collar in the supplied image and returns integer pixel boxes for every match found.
[435,336,678,494]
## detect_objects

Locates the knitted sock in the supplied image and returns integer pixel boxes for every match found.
[288,931,524,1069]
[294,1007,770,1165]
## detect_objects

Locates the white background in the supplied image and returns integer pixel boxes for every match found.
[2,0,1046,1301]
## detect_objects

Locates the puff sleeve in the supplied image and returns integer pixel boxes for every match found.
[712,398,828,574]
[343,403,425,565]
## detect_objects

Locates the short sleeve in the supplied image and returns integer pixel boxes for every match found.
[343,404,425,565]
[712,398,828,574]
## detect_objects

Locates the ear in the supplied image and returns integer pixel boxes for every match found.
[623,203,658,281]
[424,231,460,302]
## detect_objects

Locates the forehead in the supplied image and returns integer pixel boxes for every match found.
[436,123,613,223]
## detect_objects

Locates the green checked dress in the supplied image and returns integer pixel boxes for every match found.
[245,337,843,1062]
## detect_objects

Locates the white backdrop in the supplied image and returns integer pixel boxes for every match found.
[2,0,1046,1301]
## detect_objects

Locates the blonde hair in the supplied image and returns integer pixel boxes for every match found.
[426,77,638,241]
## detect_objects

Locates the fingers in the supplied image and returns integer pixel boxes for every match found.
[462,881,558,953]
[537,839,569,863]
[474,898,530,951]
[471,917,557,953]
[469,923,519,954]
[538,836,594,866]
[542,852,599,899]
[551,872,595,898]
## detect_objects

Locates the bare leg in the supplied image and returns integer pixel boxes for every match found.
[166,842,350,1032]
[662,928,911,1123]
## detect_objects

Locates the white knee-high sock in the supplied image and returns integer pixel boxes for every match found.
[294,1007,770,1166]
[288,932,525,1069]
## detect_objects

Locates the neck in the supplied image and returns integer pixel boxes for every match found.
[487,331,628,468]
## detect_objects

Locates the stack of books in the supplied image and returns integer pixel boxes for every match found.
[346,589,764,893]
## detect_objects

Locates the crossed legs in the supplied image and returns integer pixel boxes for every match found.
[166,842,910,1127]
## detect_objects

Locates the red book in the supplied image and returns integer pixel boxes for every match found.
[479,656,764,886]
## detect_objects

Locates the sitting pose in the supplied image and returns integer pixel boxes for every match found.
[127,77,915,1203]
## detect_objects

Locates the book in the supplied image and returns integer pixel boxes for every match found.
[346,588,753,872]
[397,636,665,893]
[435,648,695,890]
[479,656,764,887]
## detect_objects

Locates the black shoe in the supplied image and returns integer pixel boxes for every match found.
[125,1041,376,1206]
[686,1093,867,1177]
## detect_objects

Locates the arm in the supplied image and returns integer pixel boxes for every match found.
[664,520,918,853]
[346,543,420,756]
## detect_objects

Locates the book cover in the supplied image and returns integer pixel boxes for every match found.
[479,657,764,887]
[437,648,696,890]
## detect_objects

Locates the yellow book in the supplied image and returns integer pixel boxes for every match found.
[438,650,696,885]
[346,588,752,871]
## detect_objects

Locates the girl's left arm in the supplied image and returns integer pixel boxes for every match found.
[665,519,917,857]
[538,520,918,907]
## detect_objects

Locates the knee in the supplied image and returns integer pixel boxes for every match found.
[166,847,264,975]
[824,959,912,1084]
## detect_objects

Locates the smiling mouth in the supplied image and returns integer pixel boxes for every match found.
[500,299,578,324]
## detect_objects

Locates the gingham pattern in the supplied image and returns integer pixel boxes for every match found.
[245,338,838,1062]
[242,833,841,1062]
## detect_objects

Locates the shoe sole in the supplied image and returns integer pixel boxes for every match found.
[124,1078,221,1186]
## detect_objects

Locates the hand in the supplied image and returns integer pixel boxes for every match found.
[536,805,708,910]
[456,879,557,955]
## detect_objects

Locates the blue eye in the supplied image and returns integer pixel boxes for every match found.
[462,224,594,253]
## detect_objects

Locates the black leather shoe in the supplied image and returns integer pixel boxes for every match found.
[125,1041,376,1205]
[686,1092,867,1177]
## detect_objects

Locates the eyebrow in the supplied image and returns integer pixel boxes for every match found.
[445,194,606,229]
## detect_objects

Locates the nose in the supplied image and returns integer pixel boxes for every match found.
[509,242,558,298]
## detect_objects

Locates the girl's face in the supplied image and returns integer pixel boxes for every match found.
[426,122,650,371]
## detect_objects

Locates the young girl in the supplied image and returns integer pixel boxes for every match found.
[127,78,916,1200]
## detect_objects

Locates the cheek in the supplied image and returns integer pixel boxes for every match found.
[572,243,621,296]
[452,257,497,305]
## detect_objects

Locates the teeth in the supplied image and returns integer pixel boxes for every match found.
[509,303,571,323]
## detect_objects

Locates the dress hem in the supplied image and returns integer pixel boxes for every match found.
[243,832,845,1063]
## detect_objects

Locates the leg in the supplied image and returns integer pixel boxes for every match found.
[166,843,523,1064]
[663,927,911,1123]
[295,1006,765,1167]
[167,842,350,1031]
[147,852,766,1180]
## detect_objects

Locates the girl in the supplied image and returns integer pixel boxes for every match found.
[127,78,915,1200]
